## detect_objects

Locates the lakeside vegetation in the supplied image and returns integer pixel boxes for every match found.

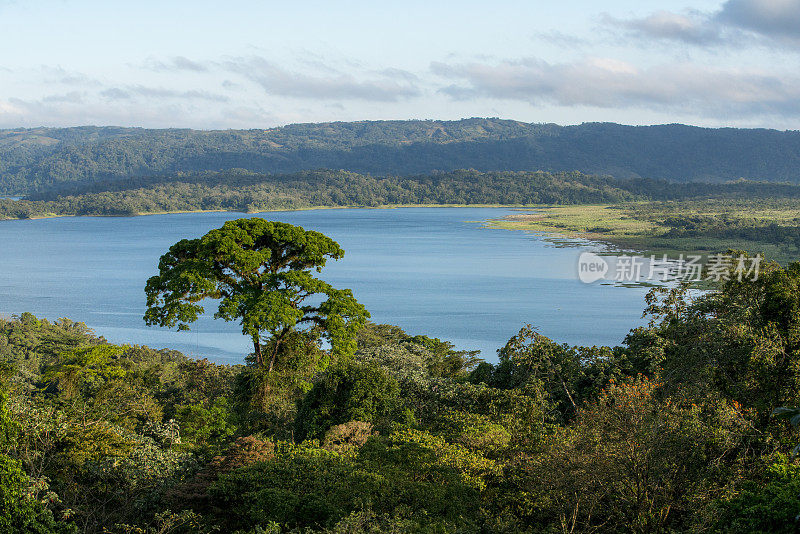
[4,250,800,531]
[491,198,800,264]
[4,168,800,219]
[0,169,646,218]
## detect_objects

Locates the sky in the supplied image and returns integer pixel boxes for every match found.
[1,0,800,130]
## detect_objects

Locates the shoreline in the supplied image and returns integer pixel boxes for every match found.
[0,203,538,221]
[485,204,648,248]
[487,204,799,264]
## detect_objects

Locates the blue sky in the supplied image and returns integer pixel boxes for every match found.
[1,0,799,129]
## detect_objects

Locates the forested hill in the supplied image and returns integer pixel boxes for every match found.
[2,118,800,194]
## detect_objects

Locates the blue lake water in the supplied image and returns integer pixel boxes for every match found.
[0,208,650,363]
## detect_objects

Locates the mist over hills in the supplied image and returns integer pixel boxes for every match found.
[1,118,799,195]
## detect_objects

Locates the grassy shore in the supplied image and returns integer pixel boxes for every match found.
[488,204,666,240]
[489,201,800,263]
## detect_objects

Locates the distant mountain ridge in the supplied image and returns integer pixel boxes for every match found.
[1,118,799,195]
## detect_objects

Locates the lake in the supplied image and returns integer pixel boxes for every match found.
[0,207,651,363]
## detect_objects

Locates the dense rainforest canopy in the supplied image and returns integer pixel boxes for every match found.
[3,249,800,532]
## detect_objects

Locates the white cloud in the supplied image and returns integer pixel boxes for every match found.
[433,57,800,118]
[100,86,229,102]
[141,56,209,72]
[603,0,800,49]
[0,96,282,129]
[222,56,421,102]
[531,30,592,49]
[717,0,800,43]
[602,10,726,45]
[41,92,85,104]
[40,66,101,87]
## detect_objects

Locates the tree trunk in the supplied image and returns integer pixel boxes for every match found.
[268,327,290,374]
[268,339,280,374]
[557,372,578,411]
[253,336,263,367]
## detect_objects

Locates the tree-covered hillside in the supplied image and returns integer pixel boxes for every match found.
[2,119,800,194]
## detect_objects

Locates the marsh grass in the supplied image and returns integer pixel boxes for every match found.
[490,201,800,264]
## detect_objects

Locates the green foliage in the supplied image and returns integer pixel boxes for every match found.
[295,362,401,442]
[362,428,500,492]
[43,345,126,399]
[520,377,749,533]
[40,345,164,432]
[9,256,800,532]
[208,442,364,531]
[209,431,492,532]
[0,454,74,533]
[425,408,512,456]
[9,165,800,225]
[774,405,800,460]
[713,455,800,533]
[644,258,800,423]
[405,334,482,379]
[354,322,408,349]
[230,330,329,439]
[0,314,223,532]
[174,398,236,455]
[0,367,74,533]
[321,421,376,453]
[0,314,101,378]
[165,435,275,515]
[111,509,216,534]
[144,218,369,370]
[0,363,17,447]
[487,325,653,422]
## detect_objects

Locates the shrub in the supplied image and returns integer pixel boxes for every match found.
[294,362,400,442]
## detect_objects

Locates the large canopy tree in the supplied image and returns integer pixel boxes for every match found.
[144,218,369,371]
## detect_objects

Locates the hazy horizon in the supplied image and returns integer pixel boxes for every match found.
[2,116,799,134]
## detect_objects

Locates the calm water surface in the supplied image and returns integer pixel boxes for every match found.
[0,208,650,363]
